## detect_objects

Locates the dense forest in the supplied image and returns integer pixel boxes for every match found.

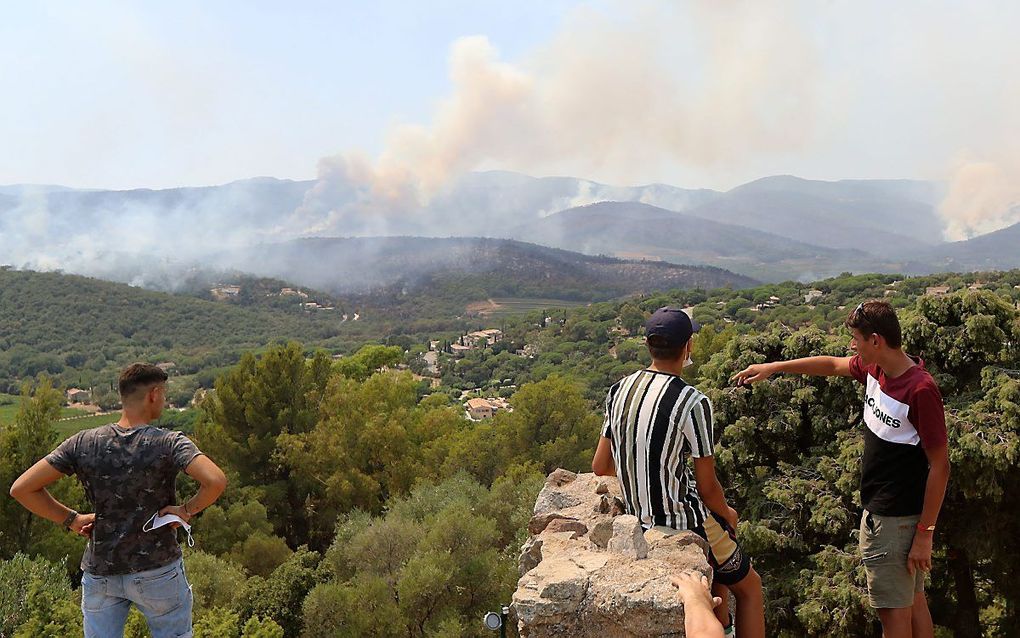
[1,268,1018,636]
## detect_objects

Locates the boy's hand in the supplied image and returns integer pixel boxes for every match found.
[907,533,933,575]
[722,505,739,530]
[70,513,95,538]
[731,363,775,385]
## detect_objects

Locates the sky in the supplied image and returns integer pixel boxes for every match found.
[1,0,1017,220]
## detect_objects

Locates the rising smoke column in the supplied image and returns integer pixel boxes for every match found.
[293,2,823,237]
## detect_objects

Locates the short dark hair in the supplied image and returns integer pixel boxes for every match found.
[119,363,168,399]
[845,300,902,348]
[646,334,686,361]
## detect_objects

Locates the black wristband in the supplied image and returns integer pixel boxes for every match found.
[62,509,79,529]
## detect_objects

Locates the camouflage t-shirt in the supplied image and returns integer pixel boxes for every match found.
[45,423,202,575]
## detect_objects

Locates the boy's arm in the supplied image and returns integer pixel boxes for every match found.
[592,437,616,476]
[159,455,228,521]
[9,459,94,536]
[693,456,738,529]
[732,356,854,385]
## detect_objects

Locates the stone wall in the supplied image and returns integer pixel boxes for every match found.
[512,469,711,637]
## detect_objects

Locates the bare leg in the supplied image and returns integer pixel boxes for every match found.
[712,583,730,629]
[910,592,934,638]
[728,566,765,638]
[877,606,912,638]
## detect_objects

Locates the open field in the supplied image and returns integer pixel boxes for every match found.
[52,412,121,440]
[0,394,89,426]
[467,297,588,319]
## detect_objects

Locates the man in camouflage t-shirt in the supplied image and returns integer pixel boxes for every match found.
[10,363,227,638]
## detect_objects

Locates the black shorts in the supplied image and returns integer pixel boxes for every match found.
[691,511,752,587]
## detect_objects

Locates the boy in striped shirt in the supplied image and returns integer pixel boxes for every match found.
[593,307,764,638]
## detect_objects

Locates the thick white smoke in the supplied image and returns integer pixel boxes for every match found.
[941,157,1020,239]
[295,2,822,235]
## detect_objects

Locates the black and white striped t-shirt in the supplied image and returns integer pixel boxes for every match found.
[602,369,715,530]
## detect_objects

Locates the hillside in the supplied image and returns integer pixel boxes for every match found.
[218,236,757,297]
[682,175,943,253]
[0,247,752,393]
[507,201,901,281]
[909,221,1020,272]
[0,268,348,393]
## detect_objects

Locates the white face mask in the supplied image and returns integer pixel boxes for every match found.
[142,512,195,547]
[684,354,694,368]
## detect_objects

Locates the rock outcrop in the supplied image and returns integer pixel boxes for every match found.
[512,469,711,637]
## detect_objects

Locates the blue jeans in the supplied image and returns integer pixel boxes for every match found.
[81,558,193,638]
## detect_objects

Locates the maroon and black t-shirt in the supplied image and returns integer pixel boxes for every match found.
[849,354,947,516]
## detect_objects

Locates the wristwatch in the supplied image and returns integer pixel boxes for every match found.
[62,509,79,530]
[916,523,936,532]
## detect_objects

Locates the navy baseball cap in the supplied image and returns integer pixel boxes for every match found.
[644,307,700,347]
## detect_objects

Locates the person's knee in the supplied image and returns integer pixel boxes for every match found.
[877,606,912,634]
[729,567,763,600]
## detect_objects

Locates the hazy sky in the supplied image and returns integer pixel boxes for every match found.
[1,1,1017,195]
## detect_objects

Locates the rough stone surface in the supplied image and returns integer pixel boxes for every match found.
[607,515,649,560]
[520,537,544,576]
[528,512,573,535]
[546,468,578,487]
[512,470,711,637]
[544,518,588,539]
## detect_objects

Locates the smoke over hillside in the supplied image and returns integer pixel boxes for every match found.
[2,2,1018,282]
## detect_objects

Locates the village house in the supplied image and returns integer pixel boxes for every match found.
[465,398,495,420]
[155,361,176,373]
[804,289,824,304]
[926,285,951,297]
[465,329,503,346]
[423,351,439,375]
[449,343,472,357]
[464,397,512,420]
[66,388,91,403]
[210,284,241,300]
[279,287,309,298]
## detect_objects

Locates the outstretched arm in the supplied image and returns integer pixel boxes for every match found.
[10,459,94,537]
[732,356,854,385]
[673,571,725,638]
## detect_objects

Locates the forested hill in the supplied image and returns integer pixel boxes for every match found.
[218,236,758,296]
[0,268,347,391]
[0,256,750,395]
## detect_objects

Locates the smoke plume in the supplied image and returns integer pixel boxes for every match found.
[295,2,822,235]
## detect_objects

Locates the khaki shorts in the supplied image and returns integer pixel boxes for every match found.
[859,509,925,609]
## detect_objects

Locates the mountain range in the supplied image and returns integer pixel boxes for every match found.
[1,171,1017,290]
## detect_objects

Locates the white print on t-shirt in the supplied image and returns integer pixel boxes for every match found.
[864,375,919,445]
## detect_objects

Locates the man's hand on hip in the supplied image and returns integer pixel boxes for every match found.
[158,505,192,528]
[70,512,95,538]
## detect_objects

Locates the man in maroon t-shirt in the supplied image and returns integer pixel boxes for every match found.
[731,300,950,638]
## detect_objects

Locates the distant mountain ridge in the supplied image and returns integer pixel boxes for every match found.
[3,170,1018,285]
[215,236,757,298]
[507,200,914,282]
